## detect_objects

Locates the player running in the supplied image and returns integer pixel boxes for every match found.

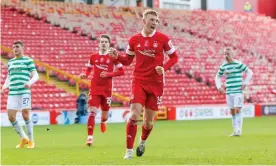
[1,40,39,148]
[80,34,124,146]
[109,9,178,159]
[215,47,253,137]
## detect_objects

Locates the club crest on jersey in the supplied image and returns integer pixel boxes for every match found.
[137,44,141,48]
[153,41,158,48]
[106,59,110,64]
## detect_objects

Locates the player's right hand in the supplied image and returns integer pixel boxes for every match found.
[108,47,118,59]
[80,73,87,79]
[155,66,164,75]
[218,88,225,94]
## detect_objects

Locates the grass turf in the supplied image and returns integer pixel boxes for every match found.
[1,117,276,165]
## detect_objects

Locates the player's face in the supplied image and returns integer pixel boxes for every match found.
[99,38,110,51]
[225,49,233,62]
[12,44,24,56]
[143,14,159,33]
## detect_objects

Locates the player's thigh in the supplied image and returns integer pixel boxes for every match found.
[130,81,147,106]
[226,94,234,109]
[7,109,18,121]
[145,83,163,111]
[234,93,243,109]
[88,95,101,108]
[21,94,32,110]
[100,95,111,112]
[7,95,21,111]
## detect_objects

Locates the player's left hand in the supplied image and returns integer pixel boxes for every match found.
[155,66,164,75]
[100,71,108,78]
[24,83,30,88]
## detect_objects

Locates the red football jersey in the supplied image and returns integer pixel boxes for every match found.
[126,30,176,83]
[87,52,123,95]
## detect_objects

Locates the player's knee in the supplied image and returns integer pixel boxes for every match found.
[236,108,241,113]
[22,110,29,120]
[8,115,16,122]
[143,120,153,129]
[230,109,236,115]
[88,107,98,116]
[129,111,140,121]
[130,107,142,121]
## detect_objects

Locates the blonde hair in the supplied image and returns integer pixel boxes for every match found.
[142,9,158,19]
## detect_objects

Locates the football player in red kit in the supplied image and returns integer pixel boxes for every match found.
[80,34,124,146]
[109,9,178,159]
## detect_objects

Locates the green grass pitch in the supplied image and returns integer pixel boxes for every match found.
[1,117,276,165]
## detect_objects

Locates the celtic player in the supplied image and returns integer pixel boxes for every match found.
[1,41,39,148]
[215,47,253,137]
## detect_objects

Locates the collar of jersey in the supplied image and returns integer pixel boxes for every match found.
[141,29,156,37]
[98,51,108,55]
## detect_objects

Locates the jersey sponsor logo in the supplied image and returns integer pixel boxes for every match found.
[138,49,155,58]
[10,68,23,73]
[95,64,108,71]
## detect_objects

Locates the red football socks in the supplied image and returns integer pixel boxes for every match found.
[87,115,95,136]
[126,118,138,149]
[141,125,153,141]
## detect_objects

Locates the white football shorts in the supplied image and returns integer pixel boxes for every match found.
[226,93,243,109]
[7,94,32,110]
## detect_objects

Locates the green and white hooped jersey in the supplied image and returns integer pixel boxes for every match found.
[217,60,248,95]
[7,56,37,96]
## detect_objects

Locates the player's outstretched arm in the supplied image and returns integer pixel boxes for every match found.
[24,71,39,88]
[108,48,134,66]
[1,75,10,94]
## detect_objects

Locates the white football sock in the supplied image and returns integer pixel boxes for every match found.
[236,112,243,134]
[231,115,236,133]
[25,120,34,142]
[11,120,27,139]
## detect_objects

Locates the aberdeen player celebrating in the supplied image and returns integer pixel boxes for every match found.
[109,9,178,159]
[80,34,124,146]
